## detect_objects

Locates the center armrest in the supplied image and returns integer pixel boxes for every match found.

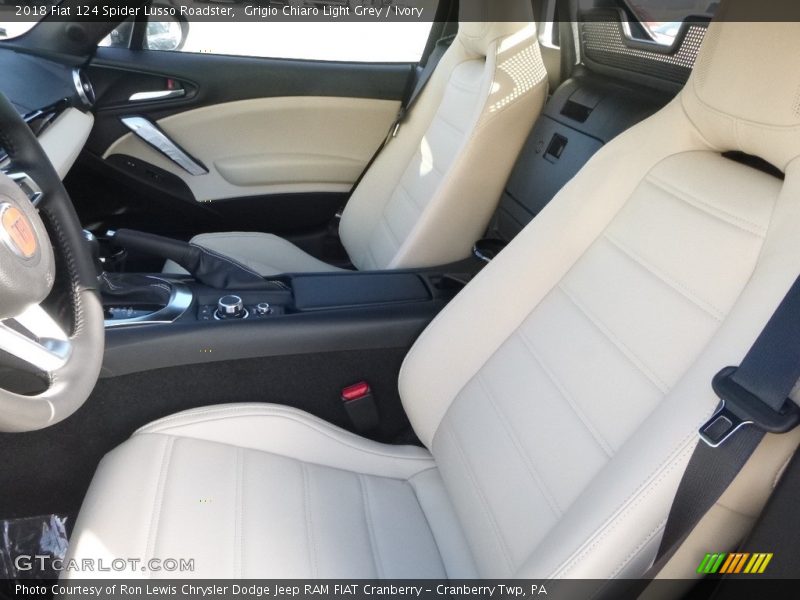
[291,272,431,311]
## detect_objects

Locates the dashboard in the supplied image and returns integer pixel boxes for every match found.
[0,46,94,179]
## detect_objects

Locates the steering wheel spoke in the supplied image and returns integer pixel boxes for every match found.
[0,304,72,373]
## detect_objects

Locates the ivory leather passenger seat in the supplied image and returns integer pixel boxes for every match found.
[165,1,548,275]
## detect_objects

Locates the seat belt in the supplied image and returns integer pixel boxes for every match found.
[712,447,800,593]
[556,0,577,81]
[600,276,800,597]
[346,34,455,198]
[646,273,800,576]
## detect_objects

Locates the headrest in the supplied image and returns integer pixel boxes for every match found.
[681,0,800,170]
[457,0,535,56]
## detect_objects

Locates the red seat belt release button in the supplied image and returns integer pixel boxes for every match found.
[341,381,379,432]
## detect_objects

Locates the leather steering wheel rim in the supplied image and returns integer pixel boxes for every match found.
[0,93,104,432]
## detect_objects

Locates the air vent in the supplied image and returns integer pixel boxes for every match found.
[72,68,96,107]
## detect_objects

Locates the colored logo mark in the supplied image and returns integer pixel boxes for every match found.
[697,552,773,575]
[1,204,37,259]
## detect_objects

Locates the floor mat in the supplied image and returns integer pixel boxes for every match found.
[0,515,68,579]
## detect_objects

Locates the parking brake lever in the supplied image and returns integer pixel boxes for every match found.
[110,229,275,290]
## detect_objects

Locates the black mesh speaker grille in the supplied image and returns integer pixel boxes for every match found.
[581,17,708,84]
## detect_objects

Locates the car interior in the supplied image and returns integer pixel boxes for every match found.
[1,0,800,594]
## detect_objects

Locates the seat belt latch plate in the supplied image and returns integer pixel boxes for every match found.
[699,366,800,447]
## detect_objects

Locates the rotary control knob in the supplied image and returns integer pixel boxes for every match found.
[255,302,272,316]
[217,295,245,319]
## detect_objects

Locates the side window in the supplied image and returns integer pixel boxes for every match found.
[100,2,439,63]
[622,0,716,46]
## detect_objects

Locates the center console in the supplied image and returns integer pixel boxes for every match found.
[99,265,478,377]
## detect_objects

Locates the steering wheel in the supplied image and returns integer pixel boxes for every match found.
[0,93,104,432]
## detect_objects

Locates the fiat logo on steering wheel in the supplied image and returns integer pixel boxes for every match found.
[0,203,38,259]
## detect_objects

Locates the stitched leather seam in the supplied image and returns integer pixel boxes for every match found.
[556,283,671,393]
[516,328,616,457]
[475,373,564,517]
[445,77,484,96]
[395,176,431,212]
[140,407,433,463]
[406,471,452,577]
[433,110,471,136]
[554,437,696,578]
[443,420,515,575]
[608,518,667,580]
[194,233,277,241]
[358,474,384,578]
[379,215,403,249]
[145,436,174,569]
[646,174,769,237]
[233,447,243,578]
[602,233,726,321]
[41,205,84,337]
[364,242,381,271]
[141,430,431,477]
[773,454,794,490]
[301,463,318,577]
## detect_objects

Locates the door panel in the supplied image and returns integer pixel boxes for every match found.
[70,47,413,240]
[102,95,401,201]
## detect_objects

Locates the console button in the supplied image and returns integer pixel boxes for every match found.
[255,302,272,316]
[217,295,245,319]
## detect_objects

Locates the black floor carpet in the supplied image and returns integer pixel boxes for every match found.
[0,347,415,528]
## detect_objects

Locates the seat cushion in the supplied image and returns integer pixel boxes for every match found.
[65,404,477,579]
[163,232,342,277]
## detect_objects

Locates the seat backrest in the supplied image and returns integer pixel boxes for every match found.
[399,2,800,580]
[339,0,547,271]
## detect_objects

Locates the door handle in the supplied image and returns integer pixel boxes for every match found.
[120,116,208,176]
[128,89,186,102]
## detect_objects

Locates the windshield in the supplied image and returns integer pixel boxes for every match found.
[0,1,51,40]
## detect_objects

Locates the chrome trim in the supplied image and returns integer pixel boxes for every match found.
[619,19,673,50]
[472,245,493,263]
[129,89,186,102]
[120,116,208,176]
[104,278,193,328]
[698,400,754,448]
[0,304,72,373]
[214,308,250,321]
[72,68,95,106]
[5,172,43,206]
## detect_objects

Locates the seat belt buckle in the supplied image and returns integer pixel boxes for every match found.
[699,366,800,447]
[341,381,379,433]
